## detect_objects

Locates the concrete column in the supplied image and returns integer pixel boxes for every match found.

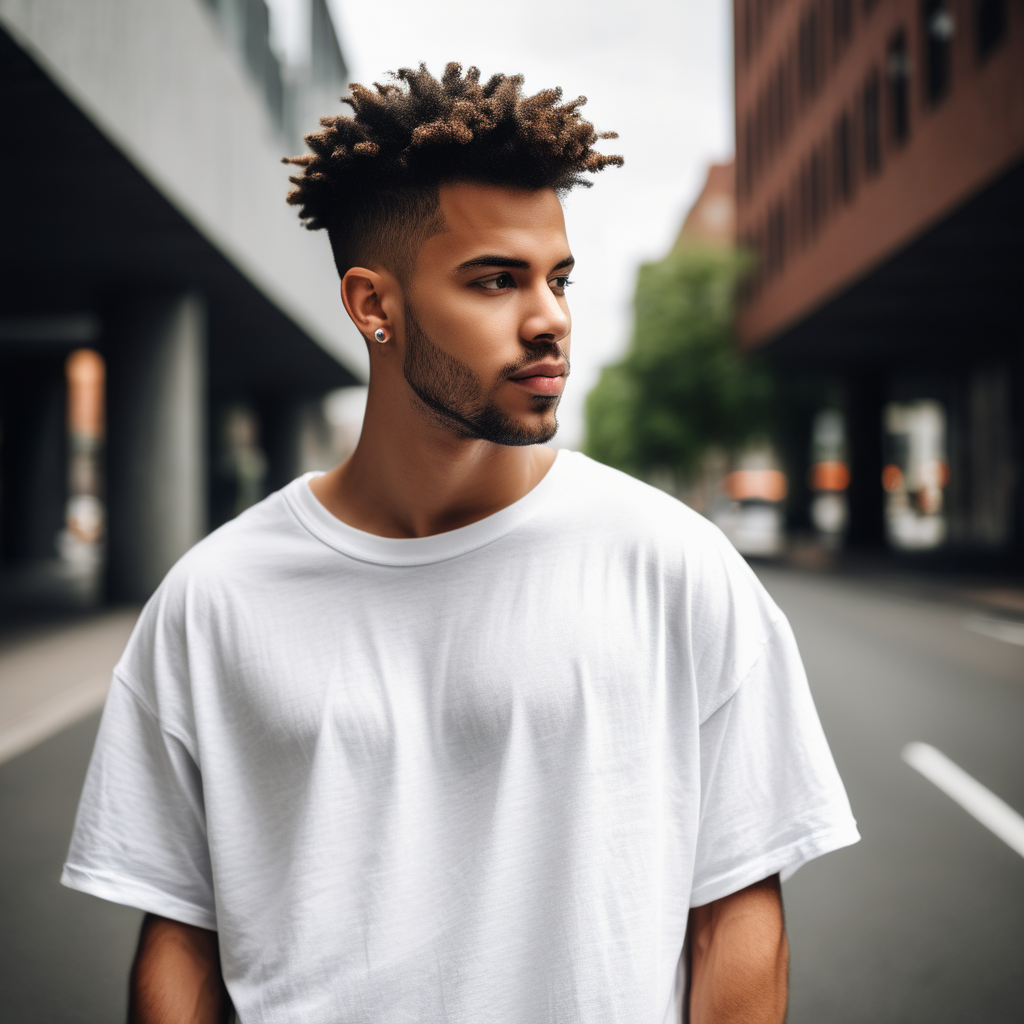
[0,352,67,563]
[106,293,206,602]
[845,368,886,549]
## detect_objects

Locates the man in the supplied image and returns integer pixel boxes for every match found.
[63,64,858,1023]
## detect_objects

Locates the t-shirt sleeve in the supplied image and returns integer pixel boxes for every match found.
[689,614,859,907]
[60,673,217,930]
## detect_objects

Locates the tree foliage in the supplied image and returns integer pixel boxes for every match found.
[585,245,774,480]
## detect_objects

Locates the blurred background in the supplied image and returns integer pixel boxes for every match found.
[0,0,1022,1020]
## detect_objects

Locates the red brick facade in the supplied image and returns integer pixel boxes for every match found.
[734,0,1024,349]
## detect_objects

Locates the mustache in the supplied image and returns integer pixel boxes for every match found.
[500,342,570,380]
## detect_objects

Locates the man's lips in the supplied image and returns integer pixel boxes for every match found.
[508,362,567,396]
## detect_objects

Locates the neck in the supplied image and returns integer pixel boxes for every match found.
[309,375,557,538]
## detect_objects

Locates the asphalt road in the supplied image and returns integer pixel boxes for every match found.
[0,712,141,1023]
[761,567,1024,1023]
[1,566,1022,1022]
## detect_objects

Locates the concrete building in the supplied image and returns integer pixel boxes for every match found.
[0,0,366,609]
[733,0,1024,562]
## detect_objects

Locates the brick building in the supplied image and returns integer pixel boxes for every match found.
[733,0,1024,560]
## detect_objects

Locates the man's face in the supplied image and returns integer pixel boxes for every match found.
[400,182,573,447]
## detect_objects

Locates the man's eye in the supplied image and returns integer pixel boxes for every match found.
[479,273,515,291]
[551,276,573,290]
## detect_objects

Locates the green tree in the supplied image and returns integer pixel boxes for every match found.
[585,245,773,483]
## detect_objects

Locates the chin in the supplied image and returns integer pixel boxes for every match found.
[479,409,558,447]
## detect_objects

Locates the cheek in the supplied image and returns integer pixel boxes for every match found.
[426,297,523,365]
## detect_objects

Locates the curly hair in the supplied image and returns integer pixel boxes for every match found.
[283,62,623,279]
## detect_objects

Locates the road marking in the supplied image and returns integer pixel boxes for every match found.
[902,742,1024,859]
[0,673,110,767]
[963,614,1024,648]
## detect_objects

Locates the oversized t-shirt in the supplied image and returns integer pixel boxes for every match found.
[63,450,858,1024]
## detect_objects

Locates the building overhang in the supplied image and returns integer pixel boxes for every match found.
[0,26,357,397]
[751,158,1024,369]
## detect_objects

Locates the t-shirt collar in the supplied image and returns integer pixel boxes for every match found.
[284,449,570,566]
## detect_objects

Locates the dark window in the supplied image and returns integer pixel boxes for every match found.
[754,95,764,180]
[799,161,811,243]
[975,0,1007,59]
[790,176,801,250]
[862,69,882,175]
[810,146,826,231]
[744,114,755,197]
[771,201,787,274]
[743,0,753,66]
[923,0,954,104]
[775,72,785,153]
[863,0,880,13]
[887,29,911,144]
[834,111,853,202]
[799,5,822,99]
[833,0,854,53]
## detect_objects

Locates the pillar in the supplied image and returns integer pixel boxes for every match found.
[845,366,886,549]
[0,351,67,563]
[106,293,206,602]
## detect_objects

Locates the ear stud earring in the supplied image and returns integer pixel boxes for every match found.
[374,328,387,343]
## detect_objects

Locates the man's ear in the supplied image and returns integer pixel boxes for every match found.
[340,267,396,343]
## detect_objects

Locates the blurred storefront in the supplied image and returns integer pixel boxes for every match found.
[733,0,1024,564]
[0,0,365,614]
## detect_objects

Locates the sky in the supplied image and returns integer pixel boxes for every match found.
[270,0,735,448]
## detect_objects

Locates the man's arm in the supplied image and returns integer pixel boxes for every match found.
[128,914,231,1024]
[688,874,789,1024]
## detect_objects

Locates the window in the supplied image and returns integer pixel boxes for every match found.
[742,0,753,67]
[743,114,755,198]
[765,202,787,277]
[923,0,954,104]
[810,145,826,232]
[776,61,789,142]
[790,176,802,250]
[862,69,882,176]
[834,111,853,203]
[833,0,854,54]
[798,5,822,99]
[975,0,1007,59]
[754,95,765,181]
[887,29,911,144]
[799,160,812,244]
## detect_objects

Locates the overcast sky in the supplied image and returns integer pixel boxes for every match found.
[273,0,735,448]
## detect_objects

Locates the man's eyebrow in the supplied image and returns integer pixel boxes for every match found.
[455,255,531,271]
[454,254,576,273]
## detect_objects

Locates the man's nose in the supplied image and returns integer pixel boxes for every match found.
[521,282,570,346]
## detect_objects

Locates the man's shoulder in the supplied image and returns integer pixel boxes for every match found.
[557,452,726,549]
[558,452,777,621]
[115,483,314,687]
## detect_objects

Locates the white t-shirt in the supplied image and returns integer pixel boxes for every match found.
[63,450,858,1024]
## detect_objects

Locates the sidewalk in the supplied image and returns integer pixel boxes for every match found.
[0,609,139,765]
[780,542,1024,621]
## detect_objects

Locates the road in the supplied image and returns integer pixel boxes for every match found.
[761,567,1024,1023]
[1,567,1022,1021]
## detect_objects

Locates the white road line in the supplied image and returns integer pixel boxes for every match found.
[0,673,110,767]
[902,742,1024,859]
[962,614,1024,647]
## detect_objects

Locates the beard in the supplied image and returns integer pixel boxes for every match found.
[402,303,566,447]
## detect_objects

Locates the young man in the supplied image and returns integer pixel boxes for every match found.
[63,64,858,1023]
